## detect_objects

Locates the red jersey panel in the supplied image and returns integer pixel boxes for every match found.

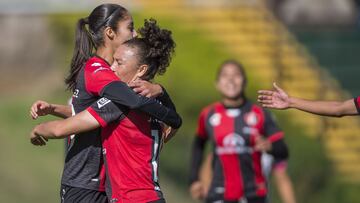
[101,111,163,203]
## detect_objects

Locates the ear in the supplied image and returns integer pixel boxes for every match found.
[105,27,115,40]
[136,64,149,78]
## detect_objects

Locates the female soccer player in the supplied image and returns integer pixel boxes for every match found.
[257,83,360,117]
[31,19,179,203]
[189,60,288,203]
[30,4,181,203]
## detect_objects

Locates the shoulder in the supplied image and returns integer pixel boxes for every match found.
[85,57,111,74]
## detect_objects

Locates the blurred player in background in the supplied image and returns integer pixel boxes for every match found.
[189,60,289,203]
[258,83,359,117]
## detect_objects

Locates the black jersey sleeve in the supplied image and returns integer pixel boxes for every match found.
[262,110,285,145]
[268,139,289,161]
[87,98,127,127]
[189,136,207,185]
[99,81,182,129]
[157,86,176,111]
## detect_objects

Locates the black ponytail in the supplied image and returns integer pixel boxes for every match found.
[65,17,94,91]
[65,4,129,91]
[124,19,176,81]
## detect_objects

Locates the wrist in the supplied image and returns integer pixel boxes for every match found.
[288,97,296,109]
[49,104,56,114]
[157,84,164,97]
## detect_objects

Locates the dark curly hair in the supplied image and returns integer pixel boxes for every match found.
[123,18,175,80]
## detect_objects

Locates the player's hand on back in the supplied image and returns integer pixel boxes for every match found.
[30,100,54,119]
[128,79,163,98]
[257,82,290,109]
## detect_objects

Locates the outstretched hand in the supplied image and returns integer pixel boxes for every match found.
[257,83,290,109]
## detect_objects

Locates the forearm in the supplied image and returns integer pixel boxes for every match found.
[50,104,72,118]
[289,97,357,117]
[189,137,206,184]
[102,81,182,128]
[273,170,297,203]
[34,111,100,139]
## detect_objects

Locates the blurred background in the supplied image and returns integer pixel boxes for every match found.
[0,0,360,202]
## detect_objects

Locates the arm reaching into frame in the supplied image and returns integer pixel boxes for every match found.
[257,83,359,117]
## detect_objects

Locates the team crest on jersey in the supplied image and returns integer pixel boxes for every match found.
[244,112,259,126]
[97,97,111,109]
[209,113,221,126]
[91,62,102,67]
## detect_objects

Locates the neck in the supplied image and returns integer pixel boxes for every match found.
[222,97,245,107]
[96,46,114,65]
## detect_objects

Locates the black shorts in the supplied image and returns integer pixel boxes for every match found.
[60,185,108,203]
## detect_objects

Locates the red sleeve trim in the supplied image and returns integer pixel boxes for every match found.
[273,160,288,171]
[87,107,107,127]
[267,132,284,143]
[355,97,360,114]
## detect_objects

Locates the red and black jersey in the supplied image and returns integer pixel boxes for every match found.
[62,56,116,191]
[63,55,182,192]
[354,96,360,114]
[87,98,178,203]
[190,101,286,201]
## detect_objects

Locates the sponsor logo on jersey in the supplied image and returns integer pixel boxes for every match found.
[91,62,102,67]
[209,113,221,126]
[244,112,259,126]
[216,133,253,155]
[93,67,108,74]
[97,97,111,109]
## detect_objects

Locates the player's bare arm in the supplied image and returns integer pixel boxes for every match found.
[258,82,358,117]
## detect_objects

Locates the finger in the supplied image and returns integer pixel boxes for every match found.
[258,95,273,100]
[259,100,273,104]
[132,87,143,93]
[31,137,41,146]
[40,136,48,142]
[273,82,282,92]
[262,104,275,108]
[140,89,150,97]
[30,111,37,119]
[257,90,274,96]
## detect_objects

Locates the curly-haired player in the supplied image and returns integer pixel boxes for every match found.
[31,19,180,203]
